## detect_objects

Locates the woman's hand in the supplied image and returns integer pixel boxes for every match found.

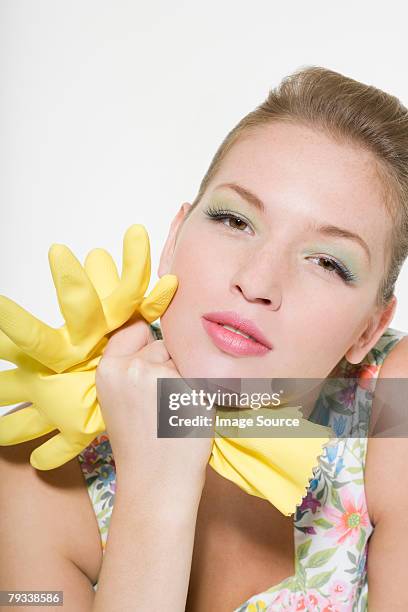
[94,319,213,611]
[95,318,214,506]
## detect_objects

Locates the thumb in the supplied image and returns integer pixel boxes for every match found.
[133,338,173,365]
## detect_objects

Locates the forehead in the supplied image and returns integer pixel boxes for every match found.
[205,121,391,253]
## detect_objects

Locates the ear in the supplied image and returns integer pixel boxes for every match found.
[158,202,193,277]
[345,295,397,364]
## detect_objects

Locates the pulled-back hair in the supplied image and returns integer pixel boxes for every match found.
[187,65,408,309]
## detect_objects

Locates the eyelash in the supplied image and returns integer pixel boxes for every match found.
[204,206,357,284]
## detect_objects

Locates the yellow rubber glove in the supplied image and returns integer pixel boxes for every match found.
[0,344,104,469]
[0,224,177,373]
[0,224,178,470]
[210,405,333,516]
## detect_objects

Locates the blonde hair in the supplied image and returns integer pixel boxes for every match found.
[187,65,408,309]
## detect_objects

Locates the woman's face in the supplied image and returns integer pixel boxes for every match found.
[158,121,396,379]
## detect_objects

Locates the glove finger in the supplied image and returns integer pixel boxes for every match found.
[49,244,107,345]
[104,225,150,325]
[122,224,151,295]
[0,404,55,444]
[0,368,27,406]
[0,329,52,372]
[30,432,95,470]
[0,329,24,364]
[139,274,179,323]
[84,248,120,299]
[0,295,66,366]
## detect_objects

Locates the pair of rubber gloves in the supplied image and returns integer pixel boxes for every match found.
[0,224,332,516]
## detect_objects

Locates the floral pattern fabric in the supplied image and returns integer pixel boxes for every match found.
[77,325,407,610]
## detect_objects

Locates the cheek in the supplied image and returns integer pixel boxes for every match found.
[171,231,224,288]
[159,233,215,336]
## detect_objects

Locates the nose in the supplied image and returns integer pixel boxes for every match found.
[230,246,283,309]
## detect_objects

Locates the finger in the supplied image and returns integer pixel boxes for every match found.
[49,244,107,345]
[135,338,172,364]
[0,368,27,406]
[102,318,154,358]
[104,225,151,325]
[139,274,179,323]
[84,248,120,299]
[30,432,93,470]
[0,404,55,444]
[0,295,67,367]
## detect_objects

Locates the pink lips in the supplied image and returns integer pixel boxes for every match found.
[201,310,272,357]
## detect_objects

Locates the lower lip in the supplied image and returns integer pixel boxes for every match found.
[201,318,271,357]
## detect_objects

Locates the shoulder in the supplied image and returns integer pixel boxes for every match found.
[0,415,103,585]
[375,332,408,377]
[365,439,408,606]
[365,437,408,524]
[365,331,408,526]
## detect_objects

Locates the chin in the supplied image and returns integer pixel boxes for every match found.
[159,324,223,379]
[179,359,233,380]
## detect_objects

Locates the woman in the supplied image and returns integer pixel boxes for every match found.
[1,65,408,611]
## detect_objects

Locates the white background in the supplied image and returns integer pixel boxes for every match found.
[1,1,408,415]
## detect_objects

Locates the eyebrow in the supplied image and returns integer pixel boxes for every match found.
[215,182,371,263]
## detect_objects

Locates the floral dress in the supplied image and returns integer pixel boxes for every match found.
[77,324,407,611]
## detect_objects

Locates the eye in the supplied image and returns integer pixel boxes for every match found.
[204,206,252,234]
[307,255,357,283]
[204,206,357,285]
